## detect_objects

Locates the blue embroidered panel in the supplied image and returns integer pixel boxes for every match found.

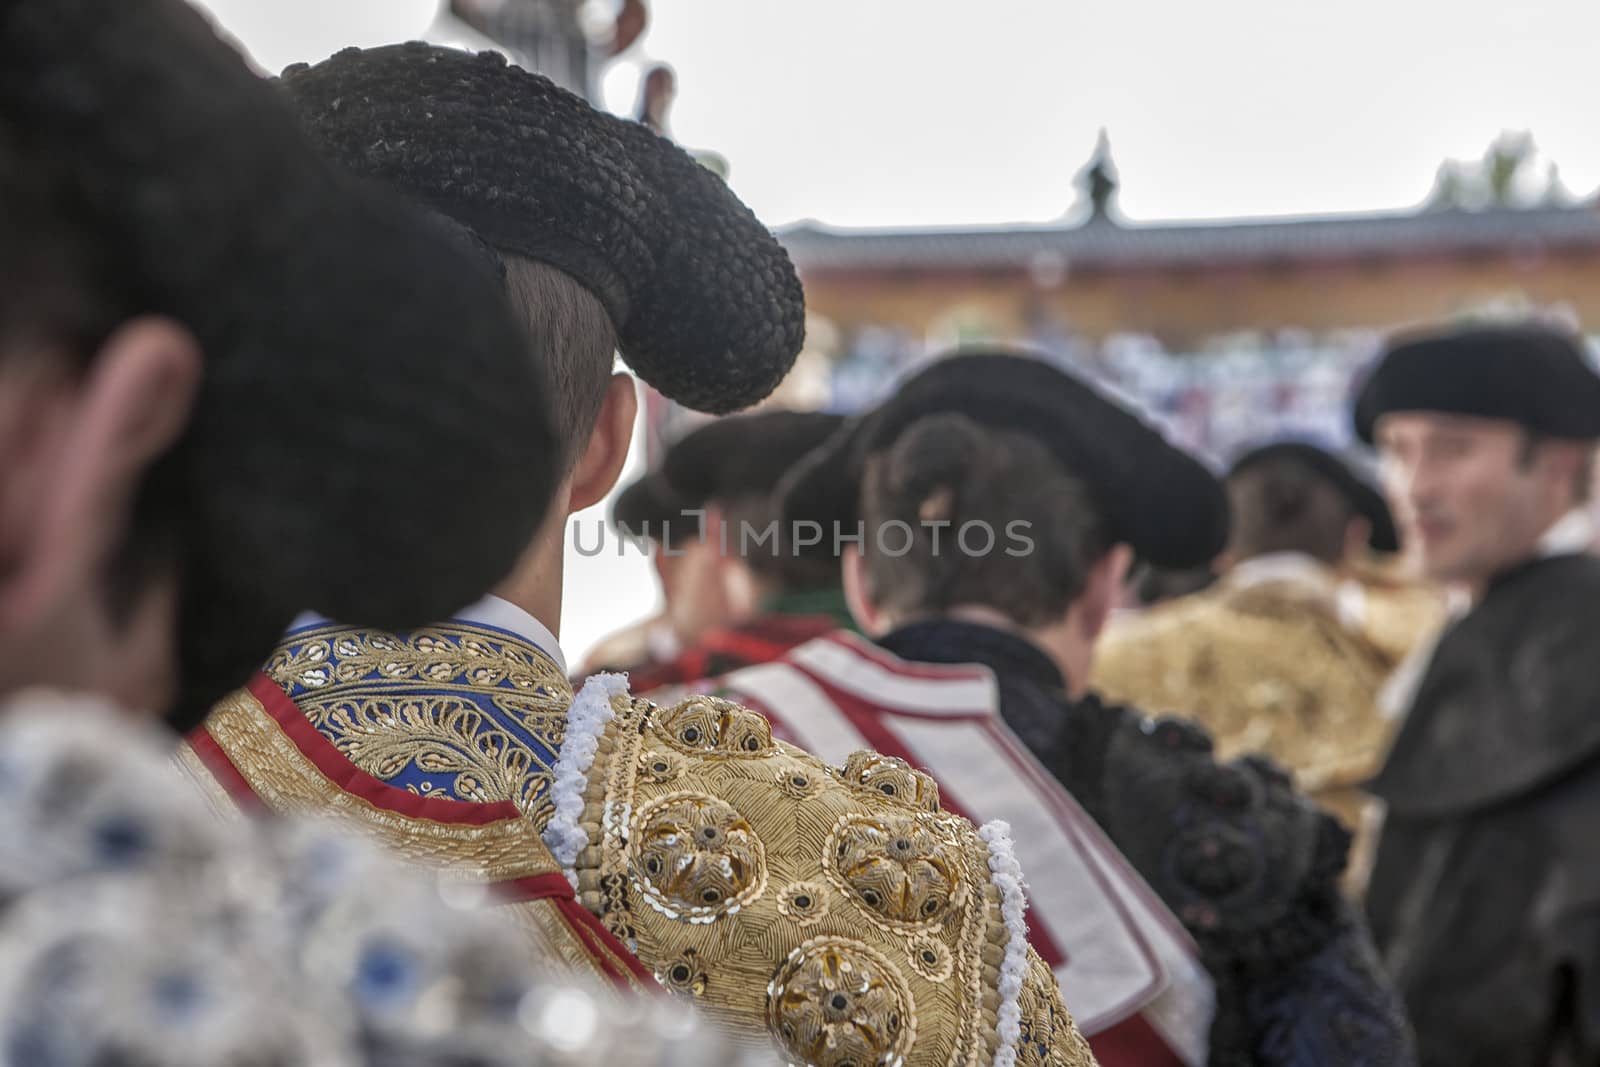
[260,620,571,822]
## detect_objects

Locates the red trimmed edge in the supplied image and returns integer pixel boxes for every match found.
[244,672,523,826]
[494,872,581,904]
[235,676,659,990]
[552,896,659,987]
[186,727,269,815]
[1088,1011,1187,1067]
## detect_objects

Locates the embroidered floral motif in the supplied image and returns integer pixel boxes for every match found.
[638,749,685,784]
[765,937,915,1067]
[776,881,832,928]
[840,751,941,812]
[776,765,822,800]
[653,696,774,757]
[905,934,954,983]
[827,813,965,929]
[630,792,767,923]
[657,947,708,998]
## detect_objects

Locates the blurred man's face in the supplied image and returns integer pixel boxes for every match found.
[1376,412,1575,586]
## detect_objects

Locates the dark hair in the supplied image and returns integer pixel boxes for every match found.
[859,414,1109,627]
[1132,563,1218,607]
[502,255,618,469]
[1225,456,1354,564]
[1517,432,1596,505]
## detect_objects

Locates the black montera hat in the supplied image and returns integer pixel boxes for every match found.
[611,470,702,549]
[781,349,1229,569]
[1354,322,1600,443]
[281,43,806,415]
[663,410,847,506]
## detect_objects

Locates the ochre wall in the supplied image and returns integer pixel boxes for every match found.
[801,250,1600,347]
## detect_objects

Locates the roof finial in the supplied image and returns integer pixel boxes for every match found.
[1076,128,1119,224]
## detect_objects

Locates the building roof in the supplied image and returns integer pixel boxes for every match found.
[780,204,1600,275]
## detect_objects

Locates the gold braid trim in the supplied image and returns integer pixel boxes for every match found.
[573,693,1099,1066]
[172,743,247,825]
[191,687,643,993]
[204,689,559,882]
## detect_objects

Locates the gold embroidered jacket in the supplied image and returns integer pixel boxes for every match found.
[1093,564,1394,832]
[183,620,1097,1066]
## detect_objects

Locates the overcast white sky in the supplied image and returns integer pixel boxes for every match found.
[189,0,1600,659]
[196,0,1600,228]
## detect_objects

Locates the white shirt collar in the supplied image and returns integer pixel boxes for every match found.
[1226,552,1337,593]
[1536,508,1595,560]
[287,593,567,673]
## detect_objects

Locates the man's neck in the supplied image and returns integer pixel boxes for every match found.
[1464,507,1593,602]
[490,530,566,643]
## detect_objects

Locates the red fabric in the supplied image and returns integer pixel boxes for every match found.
[552,895,659,987]
[1088,1013,1189,1067]
[186,726,269,814]
[494,872,583,904]
[627,614,840,693]
[489,874,656,986]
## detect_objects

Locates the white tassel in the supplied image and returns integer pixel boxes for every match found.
[542,672,630,885]
[980,820,1030,1067]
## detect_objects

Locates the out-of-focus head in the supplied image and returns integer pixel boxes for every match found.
[1356,323,1600,585]
[1225,441,1397,567]
[779,348,1229,633]
[611,467,707,600]
[0,0,560,727]
[662,409,848,598]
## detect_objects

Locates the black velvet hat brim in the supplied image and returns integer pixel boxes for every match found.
[663,410,847,506]
[780,349,1230,570]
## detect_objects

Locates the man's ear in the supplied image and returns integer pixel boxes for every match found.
[841,545,887,636]
[1078,543,1134,643]
[0,317,200,629]
[568,373,639,515]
